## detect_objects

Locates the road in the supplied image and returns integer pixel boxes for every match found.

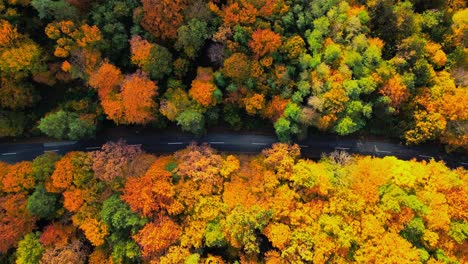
[0,129,467,168]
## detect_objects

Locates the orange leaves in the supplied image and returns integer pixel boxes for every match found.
[190,80,217,107]
[0,20,20,47]
[134,217,182,257]
[1,161,34,193]
[189,67,218,107]
[140,0,187,40]
[95,69,158,125]
[379,75,409,110]
[88,62,123,99]
[40,223,75,248]
[130,35,152,67]
[249,29,282,58]
[121,72,158,124]
[122,156,175,217]
[49,153,75,191]
[264,223,290,250]
[244,93,265,115]
[45,21,102,58]
[0,193,36,253]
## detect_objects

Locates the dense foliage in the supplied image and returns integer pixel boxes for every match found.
[0,142,467,263]
[0,0,466,150]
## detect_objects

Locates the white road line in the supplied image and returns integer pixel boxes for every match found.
[209,142,225,144]
[128,144,142,147]
[44,149,59,152]
[299,145,309,148]
[1,152,17,155]
[251,142,267,145]
[335,147,350,150]
[459,162,468,166]
[85,147,101,150]
[419,155,433,159]
[377,150,392,154]
[167,142,183,145]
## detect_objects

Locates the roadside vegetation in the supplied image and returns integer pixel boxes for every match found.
[0,0,466,151]
[0,142,467,263]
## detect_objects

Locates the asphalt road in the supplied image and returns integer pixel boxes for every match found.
[1,130,467,168]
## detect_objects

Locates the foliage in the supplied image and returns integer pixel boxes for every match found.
[38,110,96,140]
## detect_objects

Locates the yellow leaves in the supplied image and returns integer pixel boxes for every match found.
[390,159,417,188]
[264,223,290,250]
[423,230,439,249]
[220,155,240,178]
[405,110,447,144]
[354,232,421,263]
[243,93,265,115]
[79,218,108,246]
[425,41,447,67]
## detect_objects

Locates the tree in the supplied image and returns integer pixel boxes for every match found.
[176,109,205,135]
[139,0,187,40]
[30,0,79,20]
[31,152,60,182]
[222,53,251,83]
[38,110,96,140]
[379,75,409,110]
[27,185,58,219]
[1,161,34,193]
[130,36,173,80]
[0,111,27,137]
[40,240,86,264]
[0,78,39,110]
[16,232,44,264]
[249,29,282,58]
[133,217,182,257]
[0,193,36,253]
[88,62,123,99]
[120,72,158,124]
[90,140,142,182]
[0,40,43,78]
[274,117,291,142]
[175,19,210,59]
[189,68,219,107]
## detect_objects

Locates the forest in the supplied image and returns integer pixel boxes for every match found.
[0,142,467,263]
[0,0,466,150]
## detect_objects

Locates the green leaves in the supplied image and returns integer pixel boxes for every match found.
[38,110,96,140]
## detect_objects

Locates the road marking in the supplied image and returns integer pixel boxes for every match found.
[335,147,350,150]
[44,149,59,153]
[459,162,468,166]
[377,150,392,154]
[251,142,267,145]
[209,142,225,144]
[128,144,142,147]
[374,145,391,153]
[299,145,309,148]
[419,155,433,159]
[167,142,183,145]
[85,147,100,150]
[1,152,16,155]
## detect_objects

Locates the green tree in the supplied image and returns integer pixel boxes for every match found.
[30,0,79,21]
[176,109,205,135]
[0,111,27,137]
[145,44,173,80]
[32,152,60,182]
[175,19,210,59]
[27,185,58,220]
[274,117,291,142]
[38,110,96,140]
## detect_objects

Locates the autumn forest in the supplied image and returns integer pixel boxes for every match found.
[0,0,467,263]
[0,142,467,263]
[0,0,466,148]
